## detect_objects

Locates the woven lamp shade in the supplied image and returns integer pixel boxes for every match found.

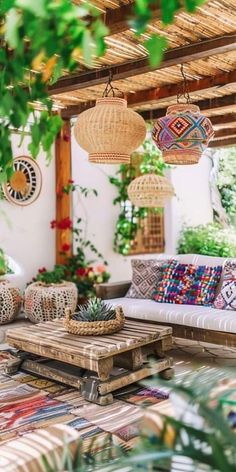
[74,97,146,164]
[127,174,174,208]
[152,104,214,165]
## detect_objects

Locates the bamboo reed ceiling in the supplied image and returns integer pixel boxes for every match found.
[50,0,236,141]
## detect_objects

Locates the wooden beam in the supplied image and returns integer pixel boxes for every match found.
[55,120,72,264]
[209,136,236,148]
[210,113,236,127]
[214,128,236,139]
[49,34,236,95]
[61,69,236,119]
[101,2,161,35]
[140,93,236,120]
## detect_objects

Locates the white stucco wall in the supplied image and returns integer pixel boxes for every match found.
[165,152,213,253]
[0,132,56,289]
[72,129,213,281]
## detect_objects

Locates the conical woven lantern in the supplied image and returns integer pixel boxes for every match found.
[152,104,214,165]
[127,173,174,208]
[74,97,146,164]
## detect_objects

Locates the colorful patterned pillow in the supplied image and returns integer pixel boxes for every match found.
[126,259,166,299]
[214,261,236,310]
[152,259,222,305]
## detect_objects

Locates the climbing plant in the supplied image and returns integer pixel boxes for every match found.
[216,147,236,227]
[109,138,167,255]
[0,0,205,181]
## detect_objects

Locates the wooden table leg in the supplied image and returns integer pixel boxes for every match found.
[114,347,143,370]
[97,357,113,381]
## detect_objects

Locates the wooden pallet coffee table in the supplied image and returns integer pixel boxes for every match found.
[6,319,173,405]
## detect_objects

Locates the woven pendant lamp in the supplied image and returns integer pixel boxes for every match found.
[152,65,214,165]
[128,173,174,208]
[152,104,214,165]
[74,96,146,165]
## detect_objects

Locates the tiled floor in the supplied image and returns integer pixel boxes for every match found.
[171,337,236,367]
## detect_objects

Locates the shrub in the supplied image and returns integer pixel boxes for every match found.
[177,223,236,257]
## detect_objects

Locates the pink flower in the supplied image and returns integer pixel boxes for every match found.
[38,267,47,273]
[95,264,106,273]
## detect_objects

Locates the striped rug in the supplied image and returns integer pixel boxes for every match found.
[0,349,171,450]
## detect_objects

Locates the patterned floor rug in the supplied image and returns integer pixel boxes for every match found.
[0,350,171,452]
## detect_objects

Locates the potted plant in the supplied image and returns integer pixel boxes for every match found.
[0,248,21,324]
[64,298,124,336]
[24,265,78,323]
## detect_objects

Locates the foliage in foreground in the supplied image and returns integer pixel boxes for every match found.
[177,223,236,257]
[43,369,236,472]
[1,0,205,181]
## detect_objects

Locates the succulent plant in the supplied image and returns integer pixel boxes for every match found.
[72,298,116,322]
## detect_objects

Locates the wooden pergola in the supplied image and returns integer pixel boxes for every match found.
[53,0,236,262]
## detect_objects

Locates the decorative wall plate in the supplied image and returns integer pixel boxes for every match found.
[2,156,42,206]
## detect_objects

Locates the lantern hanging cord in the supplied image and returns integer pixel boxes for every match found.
[102,70,124,98]
[177,64,191,104]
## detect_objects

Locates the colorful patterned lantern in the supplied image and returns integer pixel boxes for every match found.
[74,97,146,164]
[152,104,214,165]
[127,173,174,208]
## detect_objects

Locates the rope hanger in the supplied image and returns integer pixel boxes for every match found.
[102,70,124,98]
[177,64,191,104]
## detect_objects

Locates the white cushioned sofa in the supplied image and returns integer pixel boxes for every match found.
[96,254,236,347]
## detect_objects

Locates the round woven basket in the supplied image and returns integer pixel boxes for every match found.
[128,173,174,207]
[152,104,214,165]
[64,305,125,336]
[0,280,21,325]
[24,281,78,323]
[74,97,146,164]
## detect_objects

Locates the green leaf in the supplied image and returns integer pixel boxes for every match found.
[144,34,167,68]
[161,0,180,24]
[5,8,21,48]
[82,29,94,66]
[15,0,47,17]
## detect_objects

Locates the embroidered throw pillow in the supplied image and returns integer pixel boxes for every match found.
[126,259,166,299]
[214,261,236,310]
[152,259,222,306]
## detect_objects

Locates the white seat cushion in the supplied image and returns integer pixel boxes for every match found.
[107,298,236,334]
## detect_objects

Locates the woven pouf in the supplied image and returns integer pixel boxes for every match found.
[0,280,21,325]
[24,282,78,323]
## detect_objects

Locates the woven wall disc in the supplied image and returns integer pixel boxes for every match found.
[2,156,42,206]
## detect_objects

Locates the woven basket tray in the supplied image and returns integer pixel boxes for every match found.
[64,306,125,336]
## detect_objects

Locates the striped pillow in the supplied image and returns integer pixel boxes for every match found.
[152,259,222,305]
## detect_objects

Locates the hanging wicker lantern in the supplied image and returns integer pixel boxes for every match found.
[127,173,174,208]
[152,104,214,165]
[74,97,146,164]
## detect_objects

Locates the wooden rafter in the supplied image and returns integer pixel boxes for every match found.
[209,137,236,148]
[49,34,236,95]
[61,70,236,119]
[99,2,161,36]
[214,128,236,139]
[210,114,236,128]
[140,93,236,120]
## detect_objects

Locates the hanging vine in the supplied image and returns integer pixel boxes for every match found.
[109,137,167,255]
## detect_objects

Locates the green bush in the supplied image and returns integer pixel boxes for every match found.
[177,223,236,257]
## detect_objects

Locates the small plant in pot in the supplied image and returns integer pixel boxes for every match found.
[64,298,125,336]
[0,248,21,325]
[25,266,78,323]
